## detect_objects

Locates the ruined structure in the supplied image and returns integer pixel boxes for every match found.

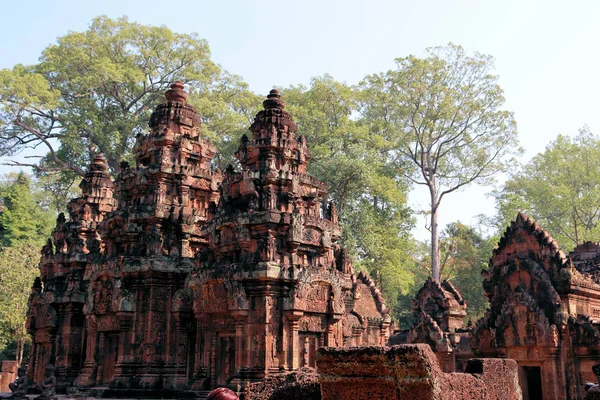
[27,154,115,387]
[26,84,390,393]
[390,278,472,372]
[316,344,522,400]
[472,213,600,399]
[390,213,600,399]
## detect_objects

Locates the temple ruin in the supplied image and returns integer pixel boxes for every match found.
[393,213,600,399]
[25,83,390,394]
[25,81,600,400]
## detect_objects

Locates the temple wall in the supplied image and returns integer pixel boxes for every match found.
[0,361,17,392]
[316,345,522,400]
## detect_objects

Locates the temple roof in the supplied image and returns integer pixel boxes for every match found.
[569,241,600,282]
[493,212,567,263]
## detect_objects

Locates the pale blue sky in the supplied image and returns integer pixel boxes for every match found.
[2,0,600,240]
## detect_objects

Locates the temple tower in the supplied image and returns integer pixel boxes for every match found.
[27,155,115,387]
[185,90,390,390]
[76,82,221,389]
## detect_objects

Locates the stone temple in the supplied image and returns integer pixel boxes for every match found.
[392,212,600,400]
[26,83,390,393]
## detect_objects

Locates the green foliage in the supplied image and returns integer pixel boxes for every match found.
[0,173,53,363]
[0,173,54,247]
[0,242,41,365]
[360,43,520,281]
[493,128,600,250]
[0,15,261,179]
[282,76,415,311]
[440,222,493,321]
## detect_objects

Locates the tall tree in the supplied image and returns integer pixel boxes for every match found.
[282,76,415,310]
[493,128,600,249]
[0,16,260,178]
[361,44,520,281]
[0,173,53,365]
[0,242,41,367]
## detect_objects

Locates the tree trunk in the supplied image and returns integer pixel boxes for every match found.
[430,187,441,282]
[15,329,23,368]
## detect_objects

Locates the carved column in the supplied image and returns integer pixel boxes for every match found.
[96,332,105,384]
[231,311,248,372]
[209,332,217,387]
[285,311,303,370]
[380,321,390,346]
[190,318,208,390]
[74,317,98,386]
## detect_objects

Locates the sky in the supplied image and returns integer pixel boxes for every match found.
[2,0,600,241]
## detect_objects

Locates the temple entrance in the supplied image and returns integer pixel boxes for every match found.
[102,334,119,384]
[216,335,235,386]
[519,366,543,400]
[298,333,320,368]
[187,330,196,382]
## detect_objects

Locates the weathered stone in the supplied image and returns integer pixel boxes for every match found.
[244,367,320,400]
[472,212,600,399]
[26,84,390,394]
[390,277,472,372]
[316,344,521,400]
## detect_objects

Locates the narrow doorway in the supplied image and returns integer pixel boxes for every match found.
[187,329,196,382]
[519,366,543,400]
[298,333,320,368]
[102,334,119,384]
[216,336,235,386]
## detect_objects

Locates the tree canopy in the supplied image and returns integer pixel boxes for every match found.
[0,173,54,247]
[0,173,54,365]
[493,128,600,249]
[0,16,260,178]
[360,44,520,281]
[282,76,415,312]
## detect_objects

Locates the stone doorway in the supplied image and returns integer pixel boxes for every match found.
[519,366,543,400]
[187,329,196,382]
[101,333,119,384]
[216,335,235,386]
[298,333,320,368]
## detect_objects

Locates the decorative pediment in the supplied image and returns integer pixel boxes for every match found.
[406,314,453,353]
[412,278,466,332]
[495,292,555,347]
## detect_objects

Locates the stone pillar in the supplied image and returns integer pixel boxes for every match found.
[285,311,303,370]
[74,316,98,386]
[209,332,217,387]
[116,313,132,365]
[231,311,248,371]
[190,318,208,390]
[380,321,390,346]
[96,332,105,384]
[230,311,248,391]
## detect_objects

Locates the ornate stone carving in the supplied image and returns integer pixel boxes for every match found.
[26,86,389,394]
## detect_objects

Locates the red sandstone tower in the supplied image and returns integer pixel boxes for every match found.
[27,154,115,386]
[75,82,221,389]
[184,89,390,390]
[26,84,390,394]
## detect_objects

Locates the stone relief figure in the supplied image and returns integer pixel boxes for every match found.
[271,335,278,367]
[8,367,28,398]
[224,340,231,379]
[288,214,304,242]
[321,230,332,250]
[303,337,310,367]
[35,365,56,399]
